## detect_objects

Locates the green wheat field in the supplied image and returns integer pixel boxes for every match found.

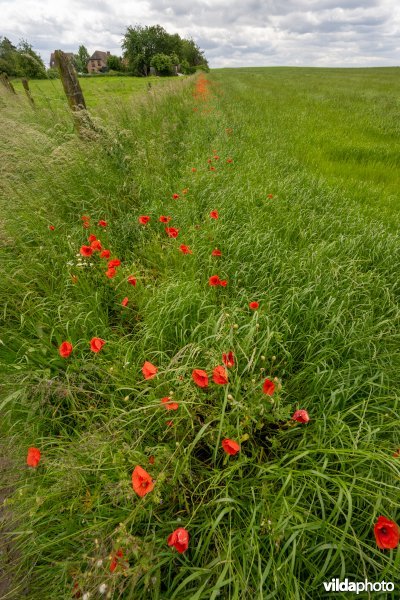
[1,67,400,599]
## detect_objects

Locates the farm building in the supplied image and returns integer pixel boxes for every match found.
[87,51,110,73]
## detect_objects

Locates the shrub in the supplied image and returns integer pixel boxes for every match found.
[150,53,174,76]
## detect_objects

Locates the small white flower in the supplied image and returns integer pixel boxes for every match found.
[82,593,90,600]
[99,583,107,594]
[96,559,103,567]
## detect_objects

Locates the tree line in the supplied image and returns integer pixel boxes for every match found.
[0,24,208,80]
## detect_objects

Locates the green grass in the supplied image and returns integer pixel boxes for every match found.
[12,75,174,109]
[1,67,400,599]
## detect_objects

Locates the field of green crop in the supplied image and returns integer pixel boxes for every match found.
[1,67,400,599]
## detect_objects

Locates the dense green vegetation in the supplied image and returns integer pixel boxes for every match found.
[1,67,399,599]
[122,24,208,76]
[11,75,175,110]
[0,37,47,78]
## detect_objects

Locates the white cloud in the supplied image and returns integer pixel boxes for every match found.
[1,0,400,67]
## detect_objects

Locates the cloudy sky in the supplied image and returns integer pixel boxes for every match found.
[1,0,400,68]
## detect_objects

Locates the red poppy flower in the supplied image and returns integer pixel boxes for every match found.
[91,240,102,252]
[209,275,221,286]
[98,220,108,227]
[148,455,155,465]
[374,516,400,549]
[88,234,97,242]
[80,245,93,257]
[221,439,240,456]
[219,279,227,287]
[72,580,81,598]
[138,216,150,225]
[161,397,179,410]
[267,194,274,199]
[26,447,41,467]
[59,341,73,358]
[209,166,216,171]
[165,227,179,238]
[249,301,259,310]
[166,420,174,427]
[191,168,197,172]
[213,365,228,385]
[132,465,154,497]
[90,337,105,353]
[263,378,275,396]
[159,215,171,223]
[192,369,209,388]
[212,249,222,257]
[121,297,129,307]
[292,410,310,423]
[167,527,189,553]
[393,449,400,458]
[49,225,55,231]
[128,276,137,286]
[213,155,219,160]
[179,245,192,254]
[142,361,157,379]
[210,210,219,219]
[108,259,121,268]
[100,249,111,259]
[222,352,235,368]
[110,549,124,573]
[172,193,180,199]
[207,158,212,163]
[106,267,117,279]
[81,215,90,222]
[82,221,90,229]
[226,158,233,163]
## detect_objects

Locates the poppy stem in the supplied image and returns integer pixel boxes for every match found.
[213,385,230,464]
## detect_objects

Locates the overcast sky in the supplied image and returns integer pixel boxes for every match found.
[1,0,400,68]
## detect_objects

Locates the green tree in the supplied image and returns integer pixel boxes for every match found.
[122,24,203,76]
[150,53,173,76]
[0,37,21,76]
[74,45,90,73]
[107,55,123,71]
[181,38,208,68]
[16,40,47,78]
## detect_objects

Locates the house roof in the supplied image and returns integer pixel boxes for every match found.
[89,51,109,61]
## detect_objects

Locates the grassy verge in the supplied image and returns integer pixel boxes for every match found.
[1,68,400,599]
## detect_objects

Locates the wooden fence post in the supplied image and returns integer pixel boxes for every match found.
[0,73,16,94]
[21,78,35,106]
[54,50,86,110]
[53,50,97,135]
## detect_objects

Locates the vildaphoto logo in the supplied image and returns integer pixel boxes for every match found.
[323,579,394,594]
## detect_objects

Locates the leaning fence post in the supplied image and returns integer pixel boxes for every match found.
[0,73,16,94]
[54,50,94,135]
[21,78,35,106]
